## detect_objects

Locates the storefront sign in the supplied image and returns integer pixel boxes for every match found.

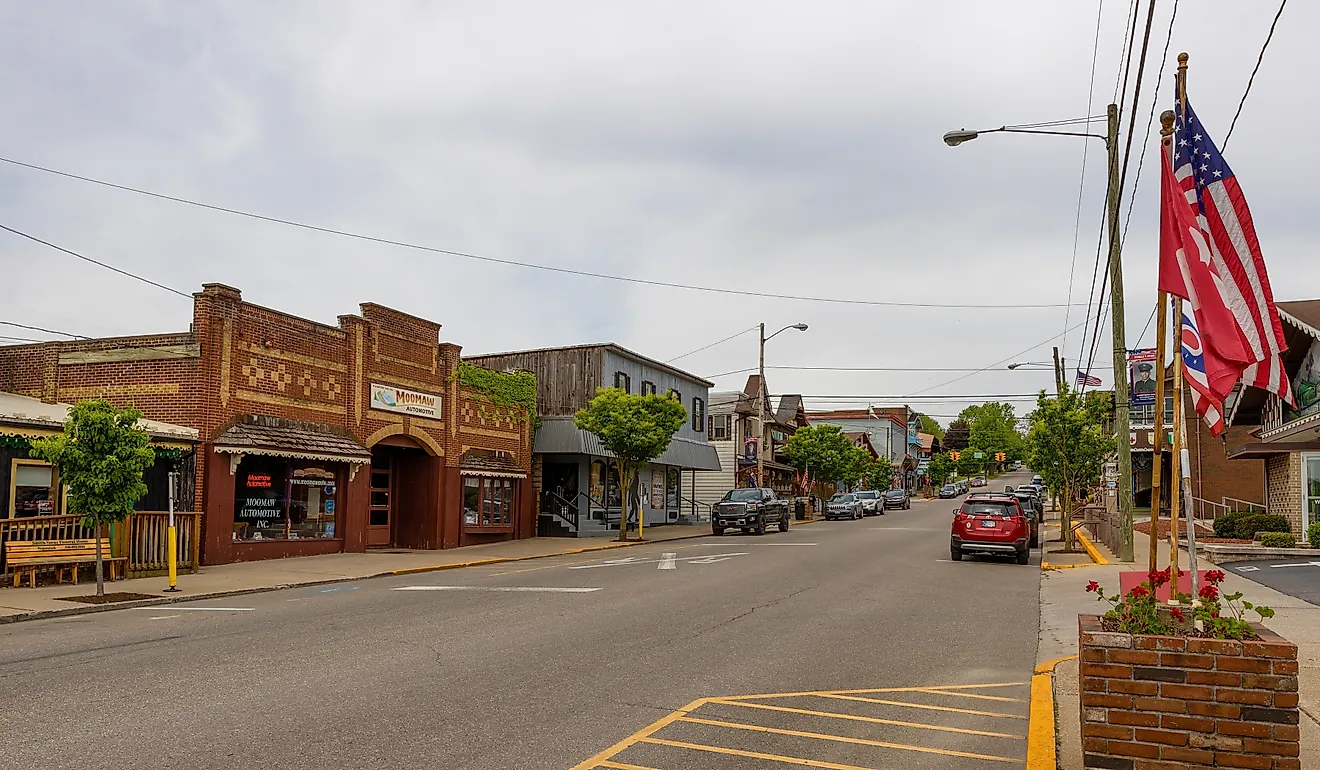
[651,469,664,508]
[370,383,441,418]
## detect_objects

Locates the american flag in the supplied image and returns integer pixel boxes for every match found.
[1172,98,1290,404]
[1180,309,1223,434]
[1075,369,1101,387]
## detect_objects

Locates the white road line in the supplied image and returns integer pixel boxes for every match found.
[1235,566,1262,572]
[658,553,677,570]
[1268,562,1319,569]
[570,552,749,570]
[132,607,254,612]
[695,542,817,547]
[148,615,180,620]
[392,586,601,593]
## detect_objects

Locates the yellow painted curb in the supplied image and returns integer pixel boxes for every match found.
[1073,526,1109,565]
[1027,654,1077,770]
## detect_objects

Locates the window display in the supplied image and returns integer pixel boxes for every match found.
[233,456,339,540]
[463,475,516,528]
[11,462,57,517]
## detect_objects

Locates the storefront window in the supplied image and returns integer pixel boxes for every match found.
[589,460,605,506]
[11,461,57,517]
[1306,454,1320,530]
[233,456,339,541]
[666,468,680,509]
[463,476,515,528]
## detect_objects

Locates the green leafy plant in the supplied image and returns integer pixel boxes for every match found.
[452,362,537,425]
[574,388,686,541]
[781,424,868,499]
[1214,511,1245,538]
[1213,512,1290,539]
[29,399,156,596]
[1308,522,1320,549]
[1192,570,1275,640]
[1027,385,1115,551]
[1085,569,1275,640]
[1086,569,1177,636]
[1259,532,1297,548]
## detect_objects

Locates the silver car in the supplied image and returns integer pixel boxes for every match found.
[825,493,864,521]
[854,490,881,515]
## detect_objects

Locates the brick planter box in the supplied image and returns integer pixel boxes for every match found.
[1079,614,1299,770]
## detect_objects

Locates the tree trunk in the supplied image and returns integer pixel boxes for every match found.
[616,460,629,542]
[95,521,106,597]
[1062,481,1076,552]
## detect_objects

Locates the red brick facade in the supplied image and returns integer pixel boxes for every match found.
[0,284,533,564]
[1080,615,1300,769]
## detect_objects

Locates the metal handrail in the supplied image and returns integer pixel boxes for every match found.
[680,496,713,523]
[541,490,588,530]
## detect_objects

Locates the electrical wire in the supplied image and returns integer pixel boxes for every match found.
[0,156,1089,310]
[667,327,758,363]
[0,320,197,359]
[0,223,191,299]
[1222,0,1288,149]
[1004,115,1108,130]
[1120,0,1179,241]
[704,364,1114,379]
[904,318,1095,398]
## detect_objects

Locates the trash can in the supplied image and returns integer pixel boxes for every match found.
[795,499,806,521]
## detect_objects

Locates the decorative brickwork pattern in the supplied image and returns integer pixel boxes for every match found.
[1080,615,1300,769]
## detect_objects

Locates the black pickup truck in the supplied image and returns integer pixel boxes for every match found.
[712,488,791,536]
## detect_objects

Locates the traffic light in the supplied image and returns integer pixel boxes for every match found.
[994,452,1006,462]
[949,450,960,461]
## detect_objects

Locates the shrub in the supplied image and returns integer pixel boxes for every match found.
[1214,511,1245,538]
[1259,532,1297,548]
[1309,522,1320,549]
[1241,514,1291,539]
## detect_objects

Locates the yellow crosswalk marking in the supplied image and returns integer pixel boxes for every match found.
[912,688,1025,702]
[597,762,663,770]
[814,693,1027,720]
[706,699,1025,739]
[653,718,1023,763]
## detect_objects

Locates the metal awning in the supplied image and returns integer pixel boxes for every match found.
[0,390,199,447]
[212,415,371,465]
[534,417,722,471]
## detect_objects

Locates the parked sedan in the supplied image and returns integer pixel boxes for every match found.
[938,484,959,499]
[825,493,864,520]
[881,488,911,510]
[969,476,986,488]
[855,490,881,516]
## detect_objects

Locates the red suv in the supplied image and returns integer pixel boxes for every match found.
[950,493,1032,565]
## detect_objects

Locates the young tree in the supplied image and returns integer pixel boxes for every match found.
[29,399,156,596]
[780,424,861,499]
[918,414,945,441]
[943,420,971,452]
[1026,386,1114,551]
[857,456,896,492]
[575,388,687,542]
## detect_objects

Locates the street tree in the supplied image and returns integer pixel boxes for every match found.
[856,454,895,492]
[29,399,157,596]
[1026,386,1114,551]
[925,453,954,489]
[942,420,971,452]
[961,402,1025,468]
[575,388,687,542]
[780,424,863,499]
[918,414,945,440]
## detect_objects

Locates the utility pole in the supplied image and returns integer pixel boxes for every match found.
[1052,346,1064,396]
[757,322,766,489]
[1105,101,1135,563]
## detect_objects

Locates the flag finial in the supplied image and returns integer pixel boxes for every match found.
[1159,110,1176,136]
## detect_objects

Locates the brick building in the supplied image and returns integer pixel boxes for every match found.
[0,283,534,565]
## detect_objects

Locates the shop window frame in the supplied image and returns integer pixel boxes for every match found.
[692,397,705,432]
[231,455,342,542]
[462,475,518,531]
[1303,452,1320,532]
[9,458,60,518]
[613,371,631,393]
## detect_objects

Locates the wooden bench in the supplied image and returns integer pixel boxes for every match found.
[6,539,126,588]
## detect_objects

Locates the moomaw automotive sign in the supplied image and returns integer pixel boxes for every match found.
[370,383,441,419]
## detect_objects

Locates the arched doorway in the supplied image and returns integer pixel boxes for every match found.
[367,429,442,549]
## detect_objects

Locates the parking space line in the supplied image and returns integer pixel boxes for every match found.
[655,719,1023,763]
[708,699,1024,738]
[569,698,709,770]
[815,693,1027,720]
[639,736,881,769]
[726,681,1027,701]
[912,688,1024,703]
[598,761,663,770]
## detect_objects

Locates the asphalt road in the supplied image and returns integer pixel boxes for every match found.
[0,472,1040,770]
[1227,557,1320,606]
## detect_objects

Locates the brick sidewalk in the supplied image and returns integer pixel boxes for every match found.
[0,523,728,622]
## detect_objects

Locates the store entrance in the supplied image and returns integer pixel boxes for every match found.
[369,436,440,549]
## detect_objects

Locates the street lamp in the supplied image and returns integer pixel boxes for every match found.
[1006,362,1052,370]
[945,105,1135,563]
[758,323,809,488]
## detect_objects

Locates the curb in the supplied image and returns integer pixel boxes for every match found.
[1074,527,1109,565]
[1028,654,1077,770]
[0,528,719,626]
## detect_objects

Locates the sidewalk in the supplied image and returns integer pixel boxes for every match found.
[1039,525,1320,768]
[0,523,724,623]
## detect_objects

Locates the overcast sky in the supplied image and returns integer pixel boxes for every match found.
[1,1,1314,425]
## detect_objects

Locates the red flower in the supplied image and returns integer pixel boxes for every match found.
[1147,567,1172,588]
[1130,585,1149,598]
[1086,581,1100,593]
[1170,608,1185,622]
[1205,570,1226,584]
[1199,584,1219,601]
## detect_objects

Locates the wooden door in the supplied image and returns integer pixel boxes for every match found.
[368,454,392,547]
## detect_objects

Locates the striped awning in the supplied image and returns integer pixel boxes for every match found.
[534,417,722,471]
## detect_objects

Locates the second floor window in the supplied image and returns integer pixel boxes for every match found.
[613,371,631,393]
[641,381,656,396]
[709,414,731,439]
[667,388,681,403]
[692,397,705,432]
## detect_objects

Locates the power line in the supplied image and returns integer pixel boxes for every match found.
[1061,0,1108,357]
[0,223,191,299]
[667,326,758,363]
[905,318,1096,398]
[705,364,1114,379]
[1222,0,1288,149]
[0,155,1090,310]
[0,320,197,359]
[1120,0,1180,242]
[0,334,44,343]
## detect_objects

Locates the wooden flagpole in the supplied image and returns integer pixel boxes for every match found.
[1166,52,1191,598]
[1149,91,1179,574]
